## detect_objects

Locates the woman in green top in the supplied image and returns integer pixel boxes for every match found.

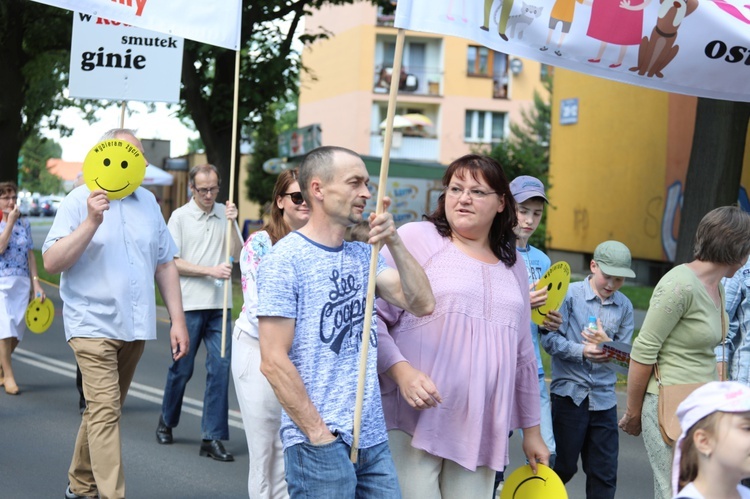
[618,206,750,499]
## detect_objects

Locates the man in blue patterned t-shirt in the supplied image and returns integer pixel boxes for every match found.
[257,146,435,498]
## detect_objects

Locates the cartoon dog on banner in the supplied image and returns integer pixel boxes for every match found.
[629,0,699,78]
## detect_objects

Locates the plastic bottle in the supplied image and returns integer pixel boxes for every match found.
[587,315,597,332]
[214,256,234,287]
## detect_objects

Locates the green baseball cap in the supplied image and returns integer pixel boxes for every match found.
[593,241,636,278]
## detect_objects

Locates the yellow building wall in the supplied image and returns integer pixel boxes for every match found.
[300,26,377,104]
[547,69,670,262]
[548,69,750,266]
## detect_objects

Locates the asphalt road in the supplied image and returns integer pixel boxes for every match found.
[1,218,655,498]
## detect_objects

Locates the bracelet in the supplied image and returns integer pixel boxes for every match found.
[32,276,38,281]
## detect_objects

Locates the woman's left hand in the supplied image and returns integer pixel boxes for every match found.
[520,425,550,474]
[618,410,642,436]
[32,280,46,303]
[389,361,443,410]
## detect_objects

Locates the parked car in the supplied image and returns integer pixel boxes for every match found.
[39,195,62,217]
[18,196,32,216]
[27,196,41,216]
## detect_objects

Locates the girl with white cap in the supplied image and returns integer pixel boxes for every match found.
[673,381,750,498]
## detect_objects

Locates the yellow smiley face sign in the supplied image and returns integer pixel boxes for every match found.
[501,464,568,499]
[83,139,146,199]
[531,261,571,326]
[25,297,55,334]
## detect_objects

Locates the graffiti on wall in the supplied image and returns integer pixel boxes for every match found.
[573,206,589,235]
[661,181,683,262]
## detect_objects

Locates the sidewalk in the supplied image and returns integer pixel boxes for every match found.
[634,308,646,329]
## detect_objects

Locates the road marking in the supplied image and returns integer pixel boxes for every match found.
[14,348,245,430]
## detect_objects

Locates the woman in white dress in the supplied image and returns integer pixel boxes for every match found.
[0,182,45,395]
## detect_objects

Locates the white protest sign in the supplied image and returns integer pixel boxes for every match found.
[69,12,183,103]
[395,0,750,102]
[29,0,242,50]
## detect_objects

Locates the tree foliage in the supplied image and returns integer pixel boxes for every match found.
[179,0,392,205]
[486,76,552,250]
[0,0,74,184]
[246,91,300,209]
[19,135,63,194]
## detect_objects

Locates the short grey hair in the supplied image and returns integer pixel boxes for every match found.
[100,128,138,141]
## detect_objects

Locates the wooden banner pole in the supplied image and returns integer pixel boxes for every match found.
[220,49,242,358]
[350,28,406,463]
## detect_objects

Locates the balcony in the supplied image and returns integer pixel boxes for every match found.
[376,3,398,26]
[373,65,443,97]
[370,133,440,161]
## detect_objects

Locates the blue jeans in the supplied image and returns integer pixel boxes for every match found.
[551,394,618,499]
[539,374,556,465]
[161,309,232,440]
[284,436,401,499]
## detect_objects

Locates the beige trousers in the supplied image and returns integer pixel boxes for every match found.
[68,338,145,499]
[388,429,496,499]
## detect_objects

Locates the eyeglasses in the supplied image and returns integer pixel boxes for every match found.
[445,185,497,200]
[193,186,219,196]
[282,192,304,205]
[0,196,18,202]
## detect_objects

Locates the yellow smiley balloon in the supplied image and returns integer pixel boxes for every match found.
[25,297,55,334]
[83,139,146,200]
[501,464,568,499]
[531,261,571,326]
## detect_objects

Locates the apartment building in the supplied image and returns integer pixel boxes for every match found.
[298,1,549,165]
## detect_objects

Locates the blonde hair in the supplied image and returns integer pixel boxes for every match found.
[678,412,725,491]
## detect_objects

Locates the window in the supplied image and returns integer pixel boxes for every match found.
[467,46,492,77]
[541,63,554,81]
[464,111,506,143]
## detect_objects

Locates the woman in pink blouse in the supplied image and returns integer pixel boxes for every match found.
[376,155,548,498]
[232,169,309,499]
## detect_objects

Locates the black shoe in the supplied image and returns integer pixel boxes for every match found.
[65,484,97,499]
[199,439,234,462]
[156,416,173,445]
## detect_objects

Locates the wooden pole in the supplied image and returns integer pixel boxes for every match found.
[220,49,242,358]
[350,28,406,463]
[119,102,126,128]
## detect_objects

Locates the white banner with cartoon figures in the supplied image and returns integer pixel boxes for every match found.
[395,0,750,102]
[29,0,242,50]
[69,12,183,103]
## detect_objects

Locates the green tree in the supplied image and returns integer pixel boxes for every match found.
[0,0,74,184]
[179,0,393,205]
[246,90,300,207]
[19,135,63,194]
[486,76,552,249]
[187,136,205,154]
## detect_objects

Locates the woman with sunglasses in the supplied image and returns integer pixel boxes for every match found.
[232,169,309,499]
[376,155,548,497]
[0,182,45,395]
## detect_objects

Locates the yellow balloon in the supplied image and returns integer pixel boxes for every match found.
[501,464,568,499]
[83,139,146,200]
[531,261,571,326]
[25,297,55,334]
